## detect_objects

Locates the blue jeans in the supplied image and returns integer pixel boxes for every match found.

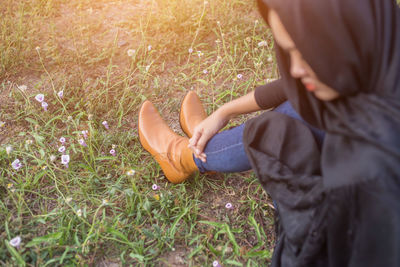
[194,101,325,173]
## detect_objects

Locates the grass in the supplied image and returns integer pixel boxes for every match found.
[0,0,278,265]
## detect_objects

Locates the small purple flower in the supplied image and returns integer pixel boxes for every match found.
[59,137,66,144]
[203,69,208,74]
[41,101,48,111]
[57,90,64,98]
[213,260,222,267]
[61,154,70,167]
[109,149,116,156]
[102,121,109,130]
[35,94,44,103]
[78,138,87,147]
[188,48,193,53]
[9,236,21,248]
[58,146,66,153]
[237,74,243,80]
[225,202,233,209]
[152,184,159,191]
[81,130,88,139]
[12,159,22,170]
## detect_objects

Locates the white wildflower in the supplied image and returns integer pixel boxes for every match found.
[6,146,12,155]
[225,202,233,209]
[61,154,70,165]
[127,49,136,57]
[126,169,136,176]
[258,40,268,47]
[11,159,22,170]
[9,236,21,247]
[35,94,44,103]
[58,146,66,153]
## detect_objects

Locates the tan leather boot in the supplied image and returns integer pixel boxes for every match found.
[179,91,207,138]
[138,100,198,183]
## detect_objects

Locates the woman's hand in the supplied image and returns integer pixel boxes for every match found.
[188,90,261,162]
[188,109,230,162]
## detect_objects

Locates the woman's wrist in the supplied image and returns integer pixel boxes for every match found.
[212,90,261,124]
[217,103,237,121]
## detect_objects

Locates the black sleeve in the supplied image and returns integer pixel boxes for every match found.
[254,78,287,109]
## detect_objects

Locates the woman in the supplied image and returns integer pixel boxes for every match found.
[139,0,400,265]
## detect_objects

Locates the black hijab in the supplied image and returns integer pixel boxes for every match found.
[243,0,400,266]
[260,0,400,188]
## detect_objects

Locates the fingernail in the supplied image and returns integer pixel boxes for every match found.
[196,149,200,154]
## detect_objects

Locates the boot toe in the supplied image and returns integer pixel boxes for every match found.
[179,91,207,138]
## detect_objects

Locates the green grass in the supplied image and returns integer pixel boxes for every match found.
[0,0,277,265]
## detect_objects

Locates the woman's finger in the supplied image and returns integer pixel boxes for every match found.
[196,152,207,162]
[195,131,211,154]
[189,129,202,147]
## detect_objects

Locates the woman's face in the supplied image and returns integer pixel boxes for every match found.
[268,9,340,101]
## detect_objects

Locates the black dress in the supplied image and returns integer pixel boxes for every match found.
[243,0,400,266]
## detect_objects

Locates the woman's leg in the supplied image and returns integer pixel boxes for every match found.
[274,101,325,148]
[194,123,252,173]
[194,101,325,173]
